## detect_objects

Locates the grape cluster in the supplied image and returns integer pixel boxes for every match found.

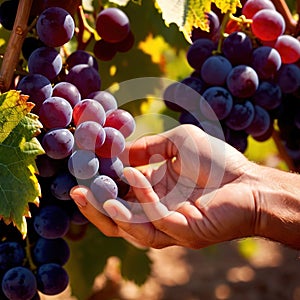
[1,3,135,300]
[165,0,300,154]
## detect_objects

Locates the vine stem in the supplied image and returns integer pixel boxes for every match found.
[0,0,33,93]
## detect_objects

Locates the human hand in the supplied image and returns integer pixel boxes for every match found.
[70,124,259,249]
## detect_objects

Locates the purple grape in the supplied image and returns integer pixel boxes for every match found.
[222,31,253,65]
[32,237,70,266]
[28,47,62,81]
[51,171,77,200]
[42,128,74,160]
[68,150,99,180]
[87,91,118,112]
[90,175,118,204]
[36,7,75,47]
[93,39,117,61]
[39,96,73,129]
[74,121,106,151]
[276,63,300,94]
[0,0,18,30]
[66,50,98,70]
[16,74,52,113]
[245,105,271,137]
[186,38,216,70]
[224,127,248,153]
[73,99,106,126]
[104,109,136,138]
[65,64,101,98]
[36,263,69,295]
[22,37,45,61]
[95,127,125,158]
[225,100,255,130]
[0,242,25,273]
[226,65,259,98]
[201,55,232,86]
[1,267,37,300]
[99,157,124,179]
[33,205,70,239]
[96,7,130,43]
[252,81,282,110]
[36,154,62,178]
[251,46,281,80]
[179,110,201,126]
[52,82,81,107]
[200,86,233,120]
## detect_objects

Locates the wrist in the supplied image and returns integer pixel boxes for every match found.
[249,164,300,250]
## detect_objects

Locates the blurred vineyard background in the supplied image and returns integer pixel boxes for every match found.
[1,0,300,299]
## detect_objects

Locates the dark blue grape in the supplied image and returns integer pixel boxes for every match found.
[1,267,37,300]
[99,156,124,179]
[51,171,77,200]
[36,263,69,295]
[33,205,70,239]
[0,242,25,273]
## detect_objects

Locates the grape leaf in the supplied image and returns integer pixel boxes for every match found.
[0,90,44,237]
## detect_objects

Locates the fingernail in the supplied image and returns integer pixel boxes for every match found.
[104,204,118,218]
[123,167,136,185]
[71,192,87,208]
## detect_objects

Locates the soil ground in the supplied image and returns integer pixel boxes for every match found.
[42,238,300,300]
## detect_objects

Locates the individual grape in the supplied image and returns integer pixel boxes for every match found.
[0,0,18,30]
[52,82,81,107]
[50,171,77,200]
[65,64,101,98]
[33,205,70,239]
[226,65,259,98]
[252,122,274,142]
[1,267,37,300]
[163,82,183,112]
[276,64,300,93]
[16,74,52,113]
[36,7,75,47]
[99,156,124,180]
[42,128,74,160]
[252,81,282,110]
[27,47,62,81]
[36,263,69,295]
[115,30,135,52]
[179,110,201,126]
[251,9,285,42]
[0,241,25,273]
[186,38,216,70]
[96,127,126,158]
[198,120,224,140]
[32,237,70,266]
[96,7,130,43]
[274,35,300,64]
[39,96,73,129]
[201,55,232,86]
[90,175,118,204]
[225,100,255,130]
[87,91,118,112]
[224,127,248,153]
[36,154,62,178]
[104,109,136,138]
[222,31,253,65]
[115,178,130,198]
[200,86,233,120]
[93,39,117,61]
[251,46,281,80]
[74,121,106,151]
[190,11,220,41]
[73,99,106,126]
[69,205,89,225]
[22,37,45,61]
[66,50,98,71]
[68,150,99,180]
[245,105,271,137]
[242,0,275,19]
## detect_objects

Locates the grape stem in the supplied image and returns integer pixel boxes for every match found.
[0,0,33,93]
[76,5,96,50]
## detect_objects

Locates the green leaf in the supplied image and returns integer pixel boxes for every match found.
[0,90,44,237]
[66,225,152,299]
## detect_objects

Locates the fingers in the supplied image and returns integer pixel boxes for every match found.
[120,128,177,167]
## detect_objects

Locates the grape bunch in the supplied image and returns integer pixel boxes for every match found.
[1,3,135,300]
[165,0,300,158]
